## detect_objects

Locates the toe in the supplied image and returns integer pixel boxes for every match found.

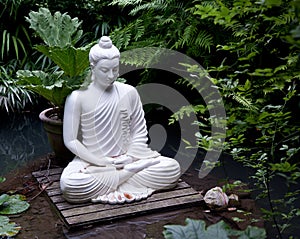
[115,192,125,203]
[108,192,117,204]
[123,192,135,203]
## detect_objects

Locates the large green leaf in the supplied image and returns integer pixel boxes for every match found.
[16,70,84,107]
[35,45,90,77]
[26,7,82,47]
[163,219,230,239]
[25,83,74,107]
[0,194,9,207]
[235,225,267,239]
[163,218,266,239]
[15,8,92,108]
[16,70,63,86]
[0,194,30,215]
[0,216,21,237]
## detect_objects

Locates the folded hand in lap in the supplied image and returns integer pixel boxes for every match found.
[124,158,160,173]
[113,155,134,169]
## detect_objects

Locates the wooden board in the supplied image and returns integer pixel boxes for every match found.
[32,168,202,229]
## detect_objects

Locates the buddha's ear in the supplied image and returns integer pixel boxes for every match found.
[90,63,95,70]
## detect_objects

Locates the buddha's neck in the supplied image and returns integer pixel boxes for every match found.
[91,81,114,94]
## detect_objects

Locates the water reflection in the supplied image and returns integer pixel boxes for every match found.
[0,113,51,176]
[64,207,193,239]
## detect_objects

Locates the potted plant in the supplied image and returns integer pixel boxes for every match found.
[16,8,92,165]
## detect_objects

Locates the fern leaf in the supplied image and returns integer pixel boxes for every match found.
[129,0,171,15]
[110,0,143,8]
[232,93,259,112]
[195,30,213,52]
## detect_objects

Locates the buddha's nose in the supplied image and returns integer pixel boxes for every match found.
[108,70,114,79]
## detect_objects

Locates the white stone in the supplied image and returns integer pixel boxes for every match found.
[204,186,229,207]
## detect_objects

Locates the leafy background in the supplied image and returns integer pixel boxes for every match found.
[0,0,300,238]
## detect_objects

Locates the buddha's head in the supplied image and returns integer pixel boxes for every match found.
[89,36,120,89]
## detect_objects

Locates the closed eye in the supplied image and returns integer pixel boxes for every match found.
[100,68,109,73]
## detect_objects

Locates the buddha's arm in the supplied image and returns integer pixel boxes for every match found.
[63,92,112,166]
[126,88,159,158]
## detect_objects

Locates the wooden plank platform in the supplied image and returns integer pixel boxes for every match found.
[32,168,202,229]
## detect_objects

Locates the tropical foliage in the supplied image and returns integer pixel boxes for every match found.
[0,178,30,237]
[0,0,33,63]
[0,0,37,113]
[0,64,34,113]
[16,8,91,110]
[0,0,299,237]
[189,2,300,238]
[163,218,266,239]
[110,0,300,238]
[0,0,122,114]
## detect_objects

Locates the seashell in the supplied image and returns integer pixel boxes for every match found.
[227,207,237,211]
[204,186,229,208]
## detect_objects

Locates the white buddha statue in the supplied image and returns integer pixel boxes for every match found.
[60,36,181,204]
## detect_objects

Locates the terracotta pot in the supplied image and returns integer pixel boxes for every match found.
[39,107,74,166]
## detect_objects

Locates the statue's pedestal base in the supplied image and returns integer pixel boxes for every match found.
[32,168,202,230]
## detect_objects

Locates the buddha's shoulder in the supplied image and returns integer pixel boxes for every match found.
[67,88,89,101]
[69,89,88,97]
[115,81,137,95]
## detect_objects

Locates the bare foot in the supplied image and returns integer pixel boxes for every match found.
[91,190,152,204]
[92,191,134,204]
[91,194,108,203]
[134,192,150,201]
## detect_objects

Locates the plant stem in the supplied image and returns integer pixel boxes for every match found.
[265,159,282,239]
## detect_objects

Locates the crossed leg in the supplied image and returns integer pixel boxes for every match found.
[91,158,161,204]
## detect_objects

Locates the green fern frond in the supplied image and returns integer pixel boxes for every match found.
[161,16,176,25]
[132,19,145,41]
[174,26,213,53]
[110,0,143,8]
[120,47,165,68]
[195,30,214,52]
[169,104,208,124]
[110,19,145,49]
[231,93,259,112]
[129,0,173,15]
[263,12,296,26]
[174,25,198,48]
[110,27,132,49]
[277,12,296,25]
[226,22,246,37]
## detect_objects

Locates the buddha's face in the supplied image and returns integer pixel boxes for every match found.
[93,57,119,89]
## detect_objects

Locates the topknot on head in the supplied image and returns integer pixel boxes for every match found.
[89,36,120,67]
[99,36,112,49]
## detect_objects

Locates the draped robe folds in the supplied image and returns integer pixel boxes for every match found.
[60,82,181,203]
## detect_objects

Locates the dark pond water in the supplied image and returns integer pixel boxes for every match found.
[0,112,51,176]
